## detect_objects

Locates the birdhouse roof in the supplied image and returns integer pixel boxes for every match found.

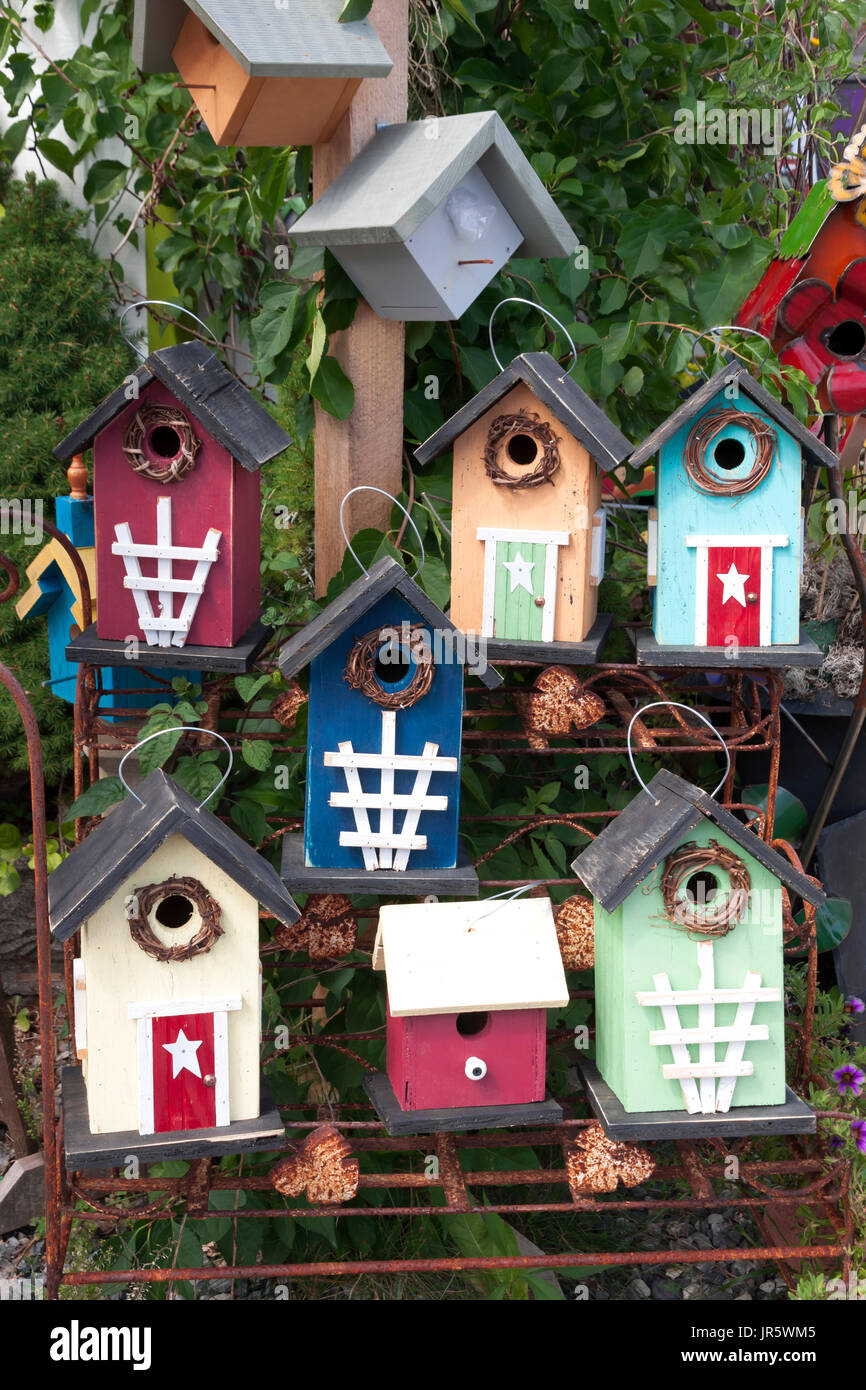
[571,768,825,913]
[289,112,577,258]
[133,0,392,78]
[49,768,300,941]
[278,555,503,689]
[372,898,569,1016]
[54,341,292,472]
[414,351,633,472]
[628,364,838,472]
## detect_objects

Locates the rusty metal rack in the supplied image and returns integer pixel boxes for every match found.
[0,529,851,1296]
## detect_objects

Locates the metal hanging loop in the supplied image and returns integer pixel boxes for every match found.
[339,486,425,578]
[119,299,220,361]
[488,296,578,375]
[118,727,234,809]
[677,324,772,380]
[626,701,731,806]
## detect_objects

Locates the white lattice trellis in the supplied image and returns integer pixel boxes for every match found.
[637,940,782,1114]
[112,497,221,649]
[324,710,458,870]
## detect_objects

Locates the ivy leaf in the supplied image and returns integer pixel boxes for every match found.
[242,739,273,771]
[136,713,184,774]
[66,777,127,820]
[235,674,271,704]
[171,757,223,806]
[309,355,354,419]
[339,0,373,19]
[230,798,268,846]
[815,898,853,954]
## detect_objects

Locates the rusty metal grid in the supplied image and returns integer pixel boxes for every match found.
[0,534,849,1297]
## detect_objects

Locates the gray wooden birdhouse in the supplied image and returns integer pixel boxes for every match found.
[49,769,300,1169]
[132,0,393,147]
[289,112,578,320]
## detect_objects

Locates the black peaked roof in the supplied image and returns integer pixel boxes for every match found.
[54,341,292,472]
[414,351,633,472]
[571,768,825,913]
[49,768,300,941]
[628,364,838,472]
[278,555,503,690]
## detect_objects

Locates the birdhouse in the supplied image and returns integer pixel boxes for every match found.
[53,341,291,671]
[571,769,822,1139]
[737,126,866,414]
[49,769,300,1167]
[415,351,633,660]
[132,0,392,147]
[15,464,200,716]
[365,897,569,1135]
[278,556,502,895]
[289,112,577,321]
[628,363,838,665]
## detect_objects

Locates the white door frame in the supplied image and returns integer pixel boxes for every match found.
[476,527,569,641]
[685,533,788,646]
[127,994,241,1135]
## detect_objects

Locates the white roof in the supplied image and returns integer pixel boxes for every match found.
[372,898,569,1017]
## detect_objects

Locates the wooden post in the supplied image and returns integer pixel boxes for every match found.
[311,0,409,594]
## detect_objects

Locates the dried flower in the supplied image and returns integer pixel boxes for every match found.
[833,1064,865,1097]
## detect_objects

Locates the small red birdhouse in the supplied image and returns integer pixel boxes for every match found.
[54,342,291,670]
[365,897,569,1135]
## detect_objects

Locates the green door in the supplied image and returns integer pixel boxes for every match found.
[493,540,547,640]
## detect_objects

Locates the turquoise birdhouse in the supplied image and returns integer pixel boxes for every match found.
[571,769,823,1140]
[628,365,838,666]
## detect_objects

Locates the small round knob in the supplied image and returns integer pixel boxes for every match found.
[203,1074,216,1088]
[534,596,545,608]
[465,1057,487,1081]
[746,592,759,605]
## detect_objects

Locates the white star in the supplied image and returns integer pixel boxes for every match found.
[503,552,535,594]
[716,562,749,607]
[162,1027,203,1080]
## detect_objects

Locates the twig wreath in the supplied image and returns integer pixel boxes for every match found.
[344,624,434,710]
[483,410,561,489]
[127,876,223,962]
[683,409,776,496]
[658,840,751,938]
[123,403,201,481]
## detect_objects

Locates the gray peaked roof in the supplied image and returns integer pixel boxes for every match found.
[571,768,825,914]
[133,0,392,78]
[278,555,503,689]
[414,351,633,472]
[289,112,577,258]
[54,341,292,472]
[49,769,300,941]
[628,364,838,471]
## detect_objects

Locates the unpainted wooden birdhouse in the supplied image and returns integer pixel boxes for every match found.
[289,112,577,321]
[737,126,866,414]
[628,364,838,663]
[365,898,569,1135]
[132,0,392,147]
[571,769,822,1140]
[416,352,633,659]
[49,769,300,1166]
[277,556,502,896]
[53,341,291,669]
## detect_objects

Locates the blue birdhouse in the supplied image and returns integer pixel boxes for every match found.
[16,486,199,721]
[277,557,502,896]
[628,365,838,665]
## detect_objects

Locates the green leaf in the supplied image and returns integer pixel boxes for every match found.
[241,739,273,771]
[171,757,223,806]
[235,674,271,704]
[136,713,184,774]
[38,138,78,179]
[82,158,129,205]
[305,310,327,384]
[0,823,21,857]
[815,897,853,954]
[0,861,20,897]
[621,365,644,396]
[597,278,627,314]
[230,799,268,846]
[339,0,373,19]
[741,785,807,842]
[309,355,354,419]
[66,777,127,820]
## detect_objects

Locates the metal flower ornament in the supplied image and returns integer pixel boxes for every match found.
[778,260,866,413]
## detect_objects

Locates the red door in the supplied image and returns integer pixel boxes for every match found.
[151,1012,217,1133]
[705,545,761,646]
